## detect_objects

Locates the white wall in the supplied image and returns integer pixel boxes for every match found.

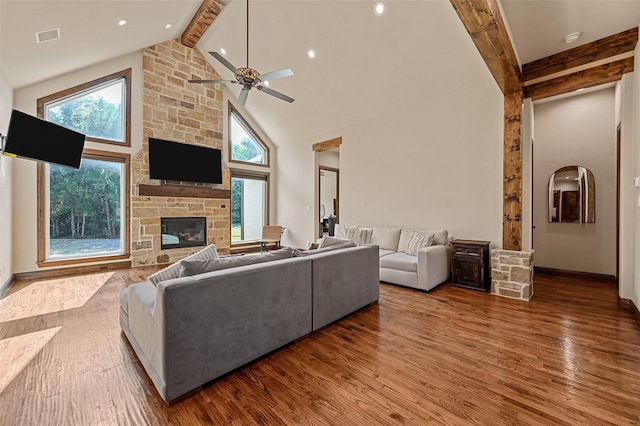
[276,3,504,249]
[532,88,616,275]
[0,65,13,286]
[12,52,143,273]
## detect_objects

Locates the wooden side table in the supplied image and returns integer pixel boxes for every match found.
[451,239,491,292]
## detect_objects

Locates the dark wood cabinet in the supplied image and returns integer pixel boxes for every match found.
[451,240,491,292]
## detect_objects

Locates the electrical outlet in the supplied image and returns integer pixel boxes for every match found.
[634,177,640,188]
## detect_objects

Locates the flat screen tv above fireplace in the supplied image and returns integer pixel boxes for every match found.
[148,137,222,184]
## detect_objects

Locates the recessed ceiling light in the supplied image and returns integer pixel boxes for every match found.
[220,48,226,55]
[374,2,385,16]
[564,32,581,44]
[165,24,172,29]
[308,49,315,59]
[118,19,127,26]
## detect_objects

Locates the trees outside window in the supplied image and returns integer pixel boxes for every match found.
[37,70,131,266]
[229,103,269,166]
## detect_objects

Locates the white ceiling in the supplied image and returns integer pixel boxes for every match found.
[0,0,202,89]
[1,0,640,141]
[501,0,640,65]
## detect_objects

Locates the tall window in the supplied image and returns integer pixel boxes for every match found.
[228,103,269,166]
[231,170,269,243]
[37,70,131,266]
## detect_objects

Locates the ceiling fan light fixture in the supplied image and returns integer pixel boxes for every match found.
[564,32,581,44]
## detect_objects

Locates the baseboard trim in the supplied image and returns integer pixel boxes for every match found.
[14,260,132,281]
[534,266,616,283]
[0,274,14,299]
[618,296,640,327]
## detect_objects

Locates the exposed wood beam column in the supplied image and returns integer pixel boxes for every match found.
[181,0,227,48]
[450,0,524,250]
[503,91,523,251]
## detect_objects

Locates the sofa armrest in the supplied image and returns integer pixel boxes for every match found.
[416,245,450,291]
[127,281,166,381]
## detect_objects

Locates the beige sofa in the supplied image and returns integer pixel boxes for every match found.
[336,224,450,292]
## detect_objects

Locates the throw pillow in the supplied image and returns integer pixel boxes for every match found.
[405,231,434,256]
[148,244,219,285]
[181,247,294,276]
[358,227,373,246]
[319,236,352,248]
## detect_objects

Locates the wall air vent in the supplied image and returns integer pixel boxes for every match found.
[35,28,60,43]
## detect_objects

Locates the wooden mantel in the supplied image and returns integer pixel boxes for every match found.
[139,184,230,199]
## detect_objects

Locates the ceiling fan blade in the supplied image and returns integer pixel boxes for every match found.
[188,79,233,84]
[256,85,295,103]
[210,51,242,76]
[258,68,294,82]
[238,88,250,107]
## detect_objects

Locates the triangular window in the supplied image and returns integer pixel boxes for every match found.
[228,104,269,166]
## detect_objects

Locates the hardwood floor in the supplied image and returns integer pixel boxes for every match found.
[1,269,639,425]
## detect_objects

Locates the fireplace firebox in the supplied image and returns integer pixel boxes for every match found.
[161,217,207,250]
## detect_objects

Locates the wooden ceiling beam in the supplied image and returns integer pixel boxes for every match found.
[524,57,634,101]
[313,137,342,152]
[449,0,522,94]
[523,28,638,82]
[181,0,227,48]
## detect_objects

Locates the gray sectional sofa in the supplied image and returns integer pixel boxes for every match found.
[119,244,379,404]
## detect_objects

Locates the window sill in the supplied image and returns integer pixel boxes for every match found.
[37,253,131,268]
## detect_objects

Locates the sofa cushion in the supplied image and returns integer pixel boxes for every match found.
[379,252,418,273]
[148,244,219,285]
[405,231,434,256]
[295,241,356,256]
[318,236,352,248]
[181,248,294,276]
[379,248,396,258]
[370,226,402,251]
[398,228,448,251]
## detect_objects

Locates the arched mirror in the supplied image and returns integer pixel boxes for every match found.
[548,166,595,223]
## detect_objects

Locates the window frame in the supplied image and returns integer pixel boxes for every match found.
[230,168,270,245]
[228,102,270,167]
[37,149,131,267]
[37,69,132,147]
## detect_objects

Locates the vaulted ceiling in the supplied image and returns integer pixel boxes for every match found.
[2,0,640,144]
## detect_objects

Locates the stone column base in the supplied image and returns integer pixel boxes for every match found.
[490,249,534,301]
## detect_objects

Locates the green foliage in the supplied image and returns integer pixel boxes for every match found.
[232,137,263,163]
[49,159,121,240]
[231,177,243,230]
[48,95,122,141]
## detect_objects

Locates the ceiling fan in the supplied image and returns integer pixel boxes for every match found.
[188,0,295,107]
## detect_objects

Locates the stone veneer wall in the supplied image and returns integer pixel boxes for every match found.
[131,39,230,266]
[491,249,534,300]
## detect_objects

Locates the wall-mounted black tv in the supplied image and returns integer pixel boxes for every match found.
[2,109,86,169]
[148,137,222,184]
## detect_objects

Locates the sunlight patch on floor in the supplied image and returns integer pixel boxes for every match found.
[0,272,113,322]
[0,327,61,394]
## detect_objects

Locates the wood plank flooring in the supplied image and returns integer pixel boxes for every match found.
[1,269,639,425]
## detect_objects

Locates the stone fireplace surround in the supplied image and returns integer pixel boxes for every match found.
[131,40,231,267]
